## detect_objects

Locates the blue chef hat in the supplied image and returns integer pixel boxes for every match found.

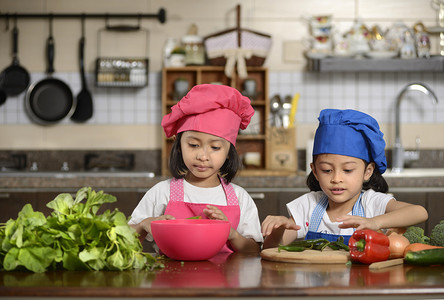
[313,109,387,174]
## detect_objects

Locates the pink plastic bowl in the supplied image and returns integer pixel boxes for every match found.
[151,219,231,261]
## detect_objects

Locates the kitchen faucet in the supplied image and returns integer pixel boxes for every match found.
[392,83,439,173]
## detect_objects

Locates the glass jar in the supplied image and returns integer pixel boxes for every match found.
[182,35,205,65]
[163,37,178,67]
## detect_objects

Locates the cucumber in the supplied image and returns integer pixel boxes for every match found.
[404,248,444,265]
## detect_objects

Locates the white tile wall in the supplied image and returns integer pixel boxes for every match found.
[1,70,443,126]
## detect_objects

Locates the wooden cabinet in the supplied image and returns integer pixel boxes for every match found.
[249,191,278,222]
[247,190,306,222]
[426,192,444,235]
[0,192,37,222]
[161,66,272,176]
[393,191,444,236]
[393,192,428,233]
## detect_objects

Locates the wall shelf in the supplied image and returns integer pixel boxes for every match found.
[307,56,444,72]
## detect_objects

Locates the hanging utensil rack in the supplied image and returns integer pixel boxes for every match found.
[0,8,166,25]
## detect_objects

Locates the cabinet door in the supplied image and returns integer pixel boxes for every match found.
[94,191,141,218]
[36,192,63,217]
[278,191,305,217]
[393,192,428,233]
[0,192,36,222]
[427,192,444,236]
[249,191,279,222]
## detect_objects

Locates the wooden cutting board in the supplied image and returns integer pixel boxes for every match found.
[261,247,350,264]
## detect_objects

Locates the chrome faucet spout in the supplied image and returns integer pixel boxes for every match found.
[393,83,439,173]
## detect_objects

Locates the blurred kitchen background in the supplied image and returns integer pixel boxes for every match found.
[1,0,444,173]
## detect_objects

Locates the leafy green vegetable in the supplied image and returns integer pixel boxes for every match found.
[403,226,430,244]
[0,187,163,272]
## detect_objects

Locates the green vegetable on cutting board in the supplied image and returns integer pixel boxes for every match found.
[277,237,349,252]
[404,248,444,266]
[0,187,163,273]
[278,245,306,252]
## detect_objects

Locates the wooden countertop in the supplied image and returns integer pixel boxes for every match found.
[1,253,444,298]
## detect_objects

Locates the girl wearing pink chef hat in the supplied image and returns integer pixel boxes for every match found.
[261,109,428,249]
[129,84,263,253]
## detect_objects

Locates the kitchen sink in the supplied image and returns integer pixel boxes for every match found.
[0,171,155,178]
[384,168,444,177]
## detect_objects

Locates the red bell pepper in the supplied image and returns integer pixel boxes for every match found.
[348,229,390,264]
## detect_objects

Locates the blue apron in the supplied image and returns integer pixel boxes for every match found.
[305,193,364,245]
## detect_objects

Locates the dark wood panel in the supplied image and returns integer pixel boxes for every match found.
[251,192,278,222]
[427,192,444,236]
[394,192,428,233]
[0,192,36,222]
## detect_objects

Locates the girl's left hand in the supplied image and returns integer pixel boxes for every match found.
[337,215,379,231]
[203,205,228,221]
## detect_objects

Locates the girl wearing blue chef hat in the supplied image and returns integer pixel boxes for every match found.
[262,109,428,248]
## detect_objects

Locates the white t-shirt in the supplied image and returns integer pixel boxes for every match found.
[286,189,394,239]
[129,179,264,243]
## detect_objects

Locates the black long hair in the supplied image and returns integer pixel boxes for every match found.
[168,132,242,182]
[306,155,389,193]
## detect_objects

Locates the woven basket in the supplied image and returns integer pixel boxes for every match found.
[203,5,271,67]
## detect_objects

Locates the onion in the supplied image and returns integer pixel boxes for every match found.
[387,232,410,259]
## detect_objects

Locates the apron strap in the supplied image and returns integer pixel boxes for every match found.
[219,177,238,206]
[352,192,365,217]
[307,195,328,232]
[170,178,184,202]
[169,177,239,206]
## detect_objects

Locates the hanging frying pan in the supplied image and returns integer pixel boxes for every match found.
[25,17,74,125]
[0,16,30,105]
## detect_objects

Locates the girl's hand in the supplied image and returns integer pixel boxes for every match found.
[203,205,228,221]
[203,205,240,240]
[140,214,175,234]
[337,215,379,231]
[261,215,300,237]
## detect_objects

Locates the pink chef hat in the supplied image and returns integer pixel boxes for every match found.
[161,84,254,146]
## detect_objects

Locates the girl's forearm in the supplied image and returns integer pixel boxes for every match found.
[375,204,428,229]
[130,223,148,242]
[228,229,261,253]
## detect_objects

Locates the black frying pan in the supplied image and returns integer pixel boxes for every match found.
[0,17,30,105]
[25,18,74,125]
